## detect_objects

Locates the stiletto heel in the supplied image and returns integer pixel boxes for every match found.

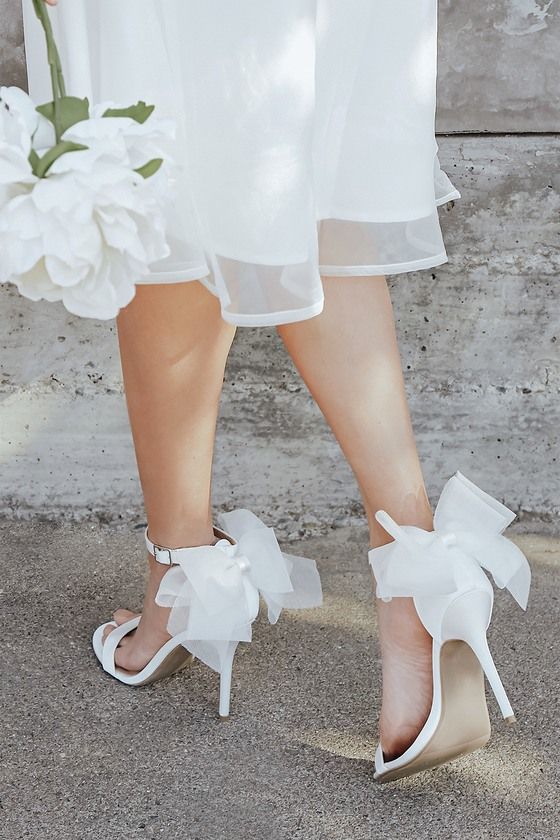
[92,509,322,715]
[467,629,516,723]
[439,588,515,722]
[369,470,531,783]
[218,641,239,718]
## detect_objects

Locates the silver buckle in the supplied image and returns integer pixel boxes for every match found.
[153,544,173,566]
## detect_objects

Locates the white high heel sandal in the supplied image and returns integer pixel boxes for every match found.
[92,509,322,717]
[368,470,531,783]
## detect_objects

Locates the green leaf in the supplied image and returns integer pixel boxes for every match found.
[134,158,164,179]
[102,101,155,124]
[28,148,40,171]
[34,140,89,179]
[36,96,90,135]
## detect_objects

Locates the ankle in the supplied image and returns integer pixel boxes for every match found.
[147,553,173,579]
[367,498,433,549]
[145,523,216,551]
[377,598,433,648]
[145,523,220,579]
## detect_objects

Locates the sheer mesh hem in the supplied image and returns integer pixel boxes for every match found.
[137,164,460,327]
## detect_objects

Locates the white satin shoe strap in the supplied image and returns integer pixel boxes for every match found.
[144,525,234,566]
[101,616,141,676]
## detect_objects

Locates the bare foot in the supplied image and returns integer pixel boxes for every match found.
[377,596,434,761]
[102,525,222,672]
[101,554,175,673]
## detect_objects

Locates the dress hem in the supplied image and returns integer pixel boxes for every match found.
[220,297,326,327]
[435,188,461,206]
[204,248,451,327]
[138,250,451,289]
[136,264,210,284]
[319,251,449,278]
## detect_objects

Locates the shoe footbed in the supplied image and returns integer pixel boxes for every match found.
[123,645,195,685]
[376,639,492,783]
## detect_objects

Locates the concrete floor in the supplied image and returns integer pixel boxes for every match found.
[1,520,558,840]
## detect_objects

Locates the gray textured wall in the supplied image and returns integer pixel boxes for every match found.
[437,0,560,132]
[1,2,559,532]
[0,0,26,88]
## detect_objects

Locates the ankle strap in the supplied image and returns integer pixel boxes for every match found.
[144,526,234,566]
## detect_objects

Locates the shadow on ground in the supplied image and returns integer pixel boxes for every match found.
[1,521,558,839]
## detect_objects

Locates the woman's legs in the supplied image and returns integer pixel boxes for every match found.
[99,271,432,754]
[102,280,236,673]
[277,275,434,760]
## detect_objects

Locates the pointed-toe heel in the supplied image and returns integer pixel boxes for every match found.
[369,470,531,783]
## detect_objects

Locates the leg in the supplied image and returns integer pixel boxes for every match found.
[277,275,433,760]
[102,280,236,673]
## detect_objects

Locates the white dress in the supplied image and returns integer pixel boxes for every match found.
[22,0,460,327]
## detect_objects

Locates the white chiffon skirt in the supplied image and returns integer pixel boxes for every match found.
[23,0,460,326]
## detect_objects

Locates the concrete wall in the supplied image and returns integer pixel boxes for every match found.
[0,0,26,88]
[1,3,559,533]
[437,1,560,131]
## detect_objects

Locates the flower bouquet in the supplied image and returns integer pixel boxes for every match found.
[0,0,175,319]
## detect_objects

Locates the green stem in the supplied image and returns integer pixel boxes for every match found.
[32,0,67,141]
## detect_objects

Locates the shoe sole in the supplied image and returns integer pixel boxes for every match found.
[375,640,493,783]
[92,621,195,686]
[129,647,195,686]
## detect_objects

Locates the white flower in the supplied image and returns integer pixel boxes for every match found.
[0,86,56,156]
[0,90,174,320]
[0,88,34,187]
[80,100,177,170]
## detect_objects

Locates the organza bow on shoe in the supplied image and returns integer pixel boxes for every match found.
[155,509,322,672]
[369,471,531,609]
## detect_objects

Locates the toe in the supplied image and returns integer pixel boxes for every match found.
[102,622,118,645]
[112,608,140,624]
[101,609,140,647]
